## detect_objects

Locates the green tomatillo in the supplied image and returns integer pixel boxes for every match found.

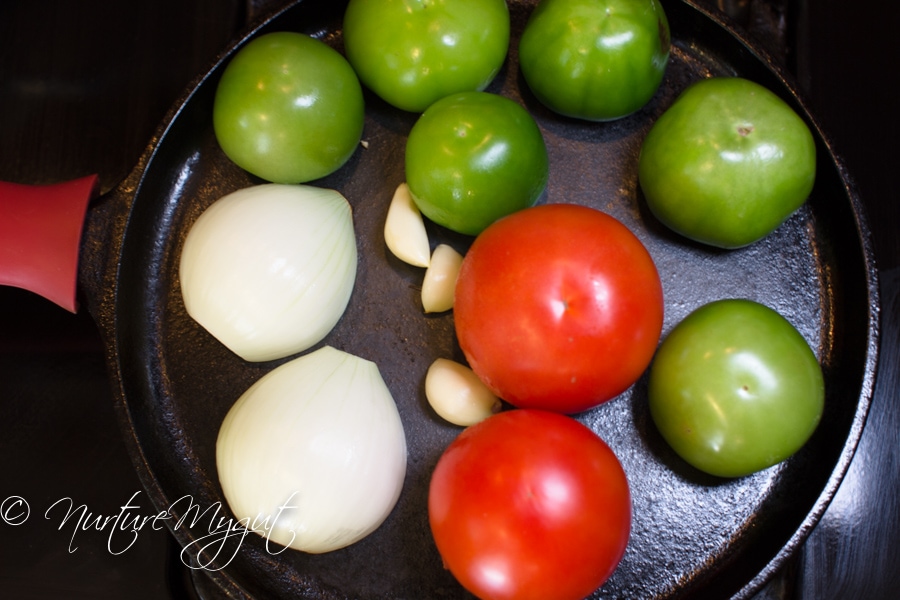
[638,77,817,249]
[519,0,671,121]
[405,91,549,236]
[212,32,364,184]
[342,0,510,113]
[648,299,824,478]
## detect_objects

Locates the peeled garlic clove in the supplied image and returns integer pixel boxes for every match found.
[426,358,502,426]
[216,346,407,554]
[421,244,464,313]
[384,182,431,267]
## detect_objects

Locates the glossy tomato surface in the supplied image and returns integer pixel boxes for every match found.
[519,0,670,121]
[638,77,817,248]
[405,91,549,235]
[429,409,632,600]
[212,32,364,184]
[454,203,663,413]
[342,0,510,113]
[649,299,825,478]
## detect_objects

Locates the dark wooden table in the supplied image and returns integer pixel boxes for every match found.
[0,1,896,598]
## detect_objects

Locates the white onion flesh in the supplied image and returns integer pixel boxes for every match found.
[421,244,463,313]
[216,346,407,554]
[426,358,502,426]
[179,184,357,362]
[383,182,431,267]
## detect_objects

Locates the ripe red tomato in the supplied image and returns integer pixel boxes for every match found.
[454,203,664,414]
[429,409,632,600]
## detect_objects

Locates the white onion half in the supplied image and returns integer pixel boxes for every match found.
[180,184,357,362]
[216,346,408,554]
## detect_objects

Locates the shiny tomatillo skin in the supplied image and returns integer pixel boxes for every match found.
[342,0,510,113]
[405,91,549,235]
[212,32,364,184]
[519,0,671,121]
[648,299,824,478]
[638,77,817,248]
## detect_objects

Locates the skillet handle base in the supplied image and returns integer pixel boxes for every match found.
[0,174,98,313]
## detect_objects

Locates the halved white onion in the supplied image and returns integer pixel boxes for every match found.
[179,184,357,362]
[216,346,407,554]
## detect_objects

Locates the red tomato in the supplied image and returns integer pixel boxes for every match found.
[429,409,632,600]
[454,203,664,413]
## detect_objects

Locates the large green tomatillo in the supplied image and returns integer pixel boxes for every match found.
[213,32,364,184]
[342,0,510,113]
[648,299,825,478]
[405,91,549,236]
[638,77,817,249]
[519,0,670,121]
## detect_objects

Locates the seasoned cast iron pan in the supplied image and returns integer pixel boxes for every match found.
[6,0,879,597]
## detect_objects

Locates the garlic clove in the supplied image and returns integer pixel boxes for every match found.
[384,182,431,268]
[421,244,464,313]
[425,358,502,426]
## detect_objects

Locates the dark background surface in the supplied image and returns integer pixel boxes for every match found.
[0,0,896,598]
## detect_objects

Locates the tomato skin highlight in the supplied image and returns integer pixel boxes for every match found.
[454,204,664,413]
[428,409,632,600]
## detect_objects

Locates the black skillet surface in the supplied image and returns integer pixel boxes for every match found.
[74,0,879,598]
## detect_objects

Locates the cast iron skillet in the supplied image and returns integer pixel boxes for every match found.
[70,0,879,597]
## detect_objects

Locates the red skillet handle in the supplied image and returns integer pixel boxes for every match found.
[0,174,99,313]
